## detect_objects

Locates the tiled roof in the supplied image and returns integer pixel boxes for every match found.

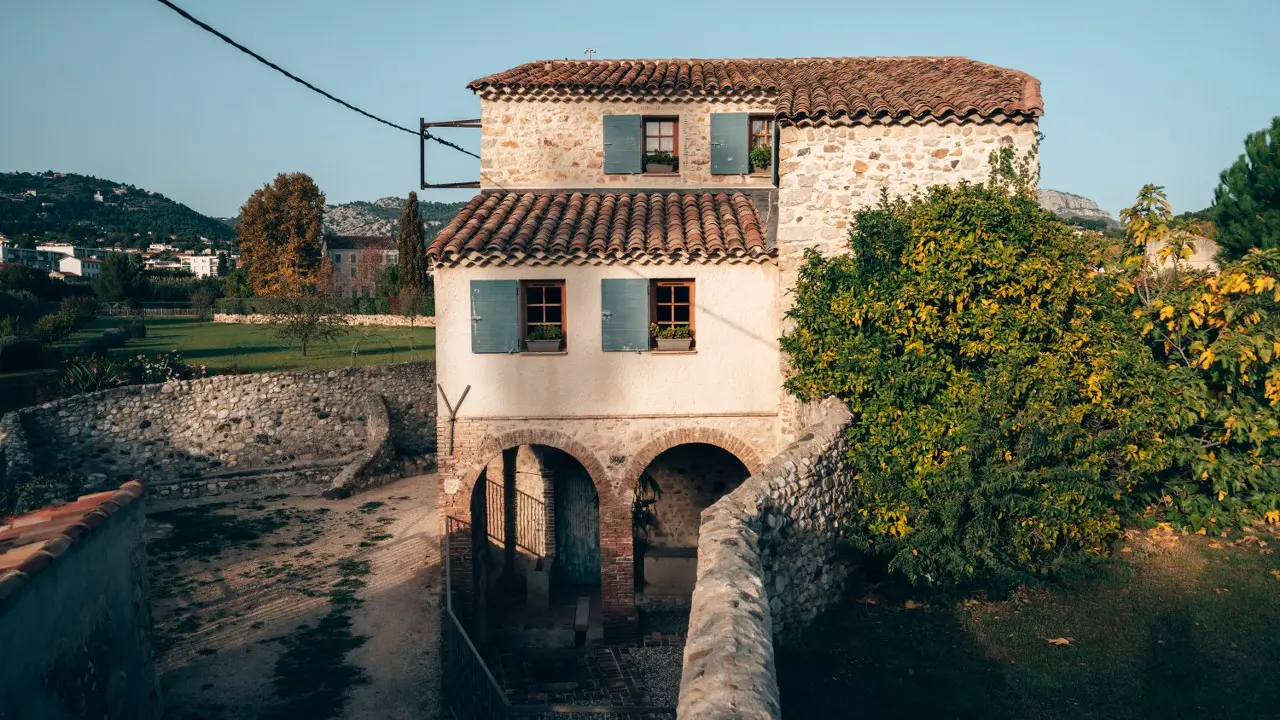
[468,57,1041,124]
[0,481,144,605]
[326,235,395,251]
[427,191,774,267]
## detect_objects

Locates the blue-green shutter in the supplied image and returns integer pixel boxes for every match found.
[470,280,520,353]
[710,113,750,175]
[603,115,642,174]
[601,279,650,351]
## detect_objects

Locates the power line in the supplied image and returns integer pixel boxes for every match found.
[152,0,479,160]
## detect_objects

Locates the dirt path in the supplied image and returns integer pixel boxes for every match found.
[148,474,441,720]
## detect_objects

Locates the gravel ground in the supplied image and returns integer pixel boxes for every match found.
[627,646,684,707]
[147,474,441,720]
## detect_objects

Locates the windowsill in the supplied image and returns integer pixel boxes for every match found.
[643,172,681,177]
[520,351,568,356]
[650,349,697,354]
[749,170,772,177]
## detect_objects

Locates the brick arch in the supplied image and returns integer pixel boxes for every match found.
[454,427,613,506]
[622,428,765,487]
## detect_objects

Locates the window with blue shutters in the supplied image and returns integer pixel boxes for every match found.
[603,115,643,174]
[470,280,521,353]
[600,278,650,351]
[710,113,750,175]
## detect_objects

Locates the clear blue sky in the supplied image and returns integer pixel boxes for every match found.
[1,0,1276,218]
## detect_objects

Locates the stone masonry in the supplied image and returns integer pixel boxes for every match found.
[1,363,435,504]
[677,397,855,720]
[437,414,781,640]
[479,97,777,189]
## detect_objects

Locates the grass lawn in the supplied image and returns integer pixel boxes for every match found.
[59,317,435,374]
[777,527,1280,719]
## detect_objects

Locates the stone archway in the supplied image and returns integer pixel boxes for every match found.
[441,428,635,640]
[621,427,765,487]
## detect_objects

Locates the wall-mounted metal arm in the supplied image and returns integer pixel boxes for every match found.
[421,117,482,190]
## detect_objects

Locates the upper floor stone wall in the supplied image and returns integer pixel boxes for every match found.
[479,97,777,190]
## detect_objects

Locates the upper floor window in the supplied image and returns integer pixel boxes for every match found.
[333,253,342,263]
[522,280,566,349]
[651,280,694,349]
[600,278,695,352]
[750,117,773,150]
[643,118,679,174]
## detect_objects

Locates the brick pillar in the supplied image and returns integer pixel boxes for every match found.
[600,502,637,644]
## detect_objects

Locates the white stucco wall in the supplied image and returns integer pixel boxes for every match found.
[479,97,777,190]
[434,261,782,419]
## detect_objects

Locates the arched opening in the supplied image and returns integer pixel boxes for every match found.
[467,443,604,646]
[634,443,751,608]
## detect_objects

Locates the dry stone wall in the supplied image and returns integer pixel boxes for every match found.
[2,363,435,502]
[212,313,436,328]
[677,397,855,720]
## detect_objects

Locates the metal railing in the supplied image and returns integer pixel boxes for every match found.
[485,478,547,557]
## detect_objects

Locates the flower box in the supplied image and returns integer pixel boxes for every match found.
[646,163,675,174]
[655,337,693,352]
[525,339,562,353]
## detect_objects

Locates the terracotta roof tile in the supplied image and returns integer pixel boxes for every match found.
[468,57,1041,124]
[427,191,774,267]
[0,481,144,599]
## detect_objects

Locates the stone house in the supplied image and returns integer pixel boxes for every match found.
[323,235,398,298]
[430,56,1042,641]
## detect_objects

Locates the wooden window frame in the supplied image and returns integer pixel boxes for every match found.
[649,279,695,348]
[749,115,774,175]
[643,116,680,174]
[520,279,567,347]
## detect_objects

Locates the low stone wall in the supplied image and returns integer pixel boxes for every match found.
[326,394,398,497]
[0,412,35,514]
[212,313,436,328]
[4,362,436,493]
[0,482,160,719]
[677,398,855,720]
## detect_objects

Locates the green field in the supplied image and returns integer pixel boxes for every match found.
[777,528,1280,719]
[60,317,436,374]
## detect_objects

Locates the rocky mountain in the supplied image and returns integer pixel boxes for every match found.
[1038,189,1119,229]
[0,171,236,247]
[322,197,463,237]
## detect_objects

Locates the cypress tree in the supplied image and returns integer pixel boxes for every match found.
[396,191,429,292]
[1212,116,1280,261]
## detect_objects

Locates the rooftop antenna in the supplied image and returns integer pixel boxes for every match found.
[584,48,597,60]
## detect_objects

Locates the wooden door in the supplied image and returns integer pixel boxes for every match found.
[554,467,600,585]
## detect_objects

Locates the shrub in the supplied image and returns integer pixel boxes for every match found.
[102,328,131,349]
[57,356,128,395]
[77,335,108,357]
[117,319,147,339]
[59,295,98,324]
[0,336,43,372]
[1211,116,1280,260]
[0,316,20,337]
[527,325,563,341]
[123,351,208,384]
[0,290,42,327]
[31,312,77,345]
[1122,185,1280,531]
[780,180,1173,588]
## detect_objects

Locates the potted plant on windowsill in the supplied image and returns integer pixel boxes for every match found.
[526,325,563,352]
[650,323,693,351]
[644,150,677,174]
[749,144,772,174]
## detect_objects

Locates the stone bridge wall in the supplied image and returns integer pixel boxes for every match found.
[677,398,856,720]
[1,363,436,501]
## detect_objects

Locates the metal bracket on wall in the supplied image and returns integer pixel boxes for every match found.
[437,383,472,455]
[421,117,482,190]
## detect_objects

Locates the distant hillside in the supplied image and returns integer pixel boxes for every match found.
[1038,189,1119,229]
[323,197,463,237]
[0,171,236,246]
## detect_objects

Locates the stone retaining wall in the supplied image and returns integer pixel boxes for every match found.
[212,313,436,327]
[2,363,436,493]
[677,398,855,720]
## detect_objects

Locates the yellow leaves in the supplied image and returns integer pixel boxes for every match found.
[1046,637,1073,646]
[1218,490,1228,501]
[1271,569,1280,581]
[1264,510,1280,525]
[1252,276,1277,295]
[1158,304,1176,321]
[1198,348,1216,369]
[903,600,922,610]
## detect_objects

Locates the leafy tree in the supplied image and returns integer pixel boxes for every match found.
[216,251,230,277]
[266,295,348,356]
[780,174,1172,587]
[1212,116,1280,261]
[396,192,431,294]
[0,264,57,300]
[237,173,325,295]
[1122,185,1280,532]
[94,252,150,305]
[221,266,254,298]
